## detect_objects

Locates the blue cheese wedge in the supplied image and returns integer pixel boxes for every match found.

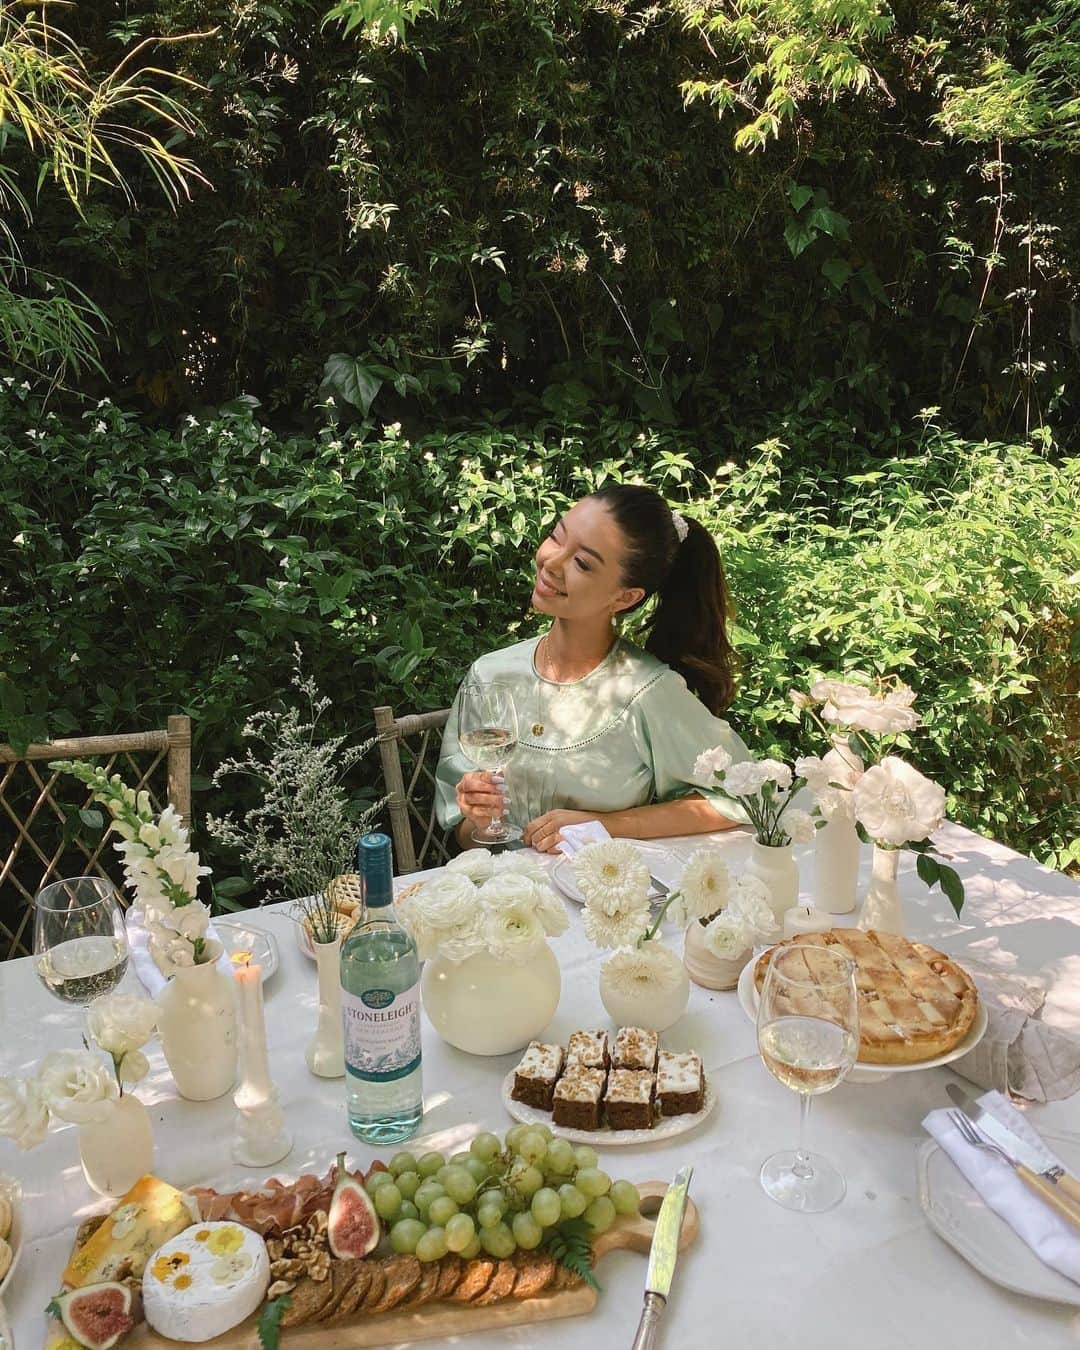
[143,1222,269,1343]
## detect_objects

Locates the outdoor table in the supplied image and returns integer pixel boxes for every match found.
[2,821,1079,1349]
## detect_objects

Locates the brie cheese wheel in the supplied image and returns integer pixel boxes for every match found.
[143,1222,269,1343]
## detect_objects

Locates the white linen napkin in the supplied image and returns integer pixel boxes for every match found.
[126,907,232,997]
[922,1089,1080,1284]
[554,819,612,858]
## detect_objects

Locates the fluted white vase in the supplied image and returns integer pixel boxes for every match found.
[157,940,238,1101]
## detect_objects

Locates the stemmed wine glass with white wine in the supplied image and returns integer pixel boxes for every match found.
[34,877,130,1004]
[756,944,859,1212]
[458,679,521,844]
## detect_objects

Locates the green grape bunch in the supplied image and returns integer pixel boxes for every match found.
[368,1124,642,1262]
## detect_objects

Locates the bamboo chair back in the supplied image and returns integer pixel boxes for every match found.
[0,716,191,959]
[374,705,452,875]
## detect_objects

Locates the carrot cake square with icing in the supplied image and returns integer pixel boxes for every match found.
[656,1050,704,1116]
[613,1026,659,1072]
[565,1030,609,1070]
[552,1066,606,1131]
[604,1069,655,1130]
[511,1042,564,1112]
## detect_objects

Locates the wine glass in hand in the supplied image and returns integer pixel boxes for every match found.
[458,679,522,844]
[34,876,130,1004]
[756,944,859,1212]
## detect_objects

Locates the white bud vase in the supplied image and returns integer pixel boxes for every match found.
[157,940,238,1101]
[858,845,904,935]
[813,813,860,914]
[747,839,799,922]
[79,1094,152,1197]
[421,944,561,1056]
[306,935,345,1078]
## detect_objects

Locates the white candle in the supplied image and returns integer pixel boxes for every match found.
[234,962,273,1106]
[783,905,835,939]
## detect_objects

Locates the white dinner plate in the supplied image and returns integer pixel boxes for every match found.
[213,921,279,982]
[551,843,682,907]
[500,1070,716,1145]
[0,1173,22,1300]
[736,955,989,1084]
[917,1134,1080,1306]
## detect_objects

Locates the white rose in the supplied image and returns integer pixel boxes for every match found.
[0,1076,50,1150]
[795,756,831,793]
[853,756,946,845]
[809,678,864,706]
[782,808,816,844]
[702,912,752,961]
[39,1050,118,1125]
[727,875,778,941]
[117,1050,150,1086]
[822,744,864,789]
[445,849,494,883]
[678,847,729,922]
[721,761,773,798]
[482,902,545,964]
[86,993,157,1057]
[789,689,813,711]
[693,745,732,784]
[819,683,920,734]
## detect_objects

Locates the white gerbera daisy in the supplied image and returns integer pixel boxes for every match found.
[600,942,685,998]
[581,893,651,950]
[572,840,650,911]
[678,847,730,922]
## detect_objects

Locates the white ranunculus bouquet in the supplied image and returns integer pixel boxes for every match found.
[692,749,818,848]
[396,852,567,965]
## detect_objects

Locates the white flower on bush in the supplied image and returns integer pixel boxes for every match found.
[853,756,946,845]
[86,993,157,1058]
[483,902,546,964]
[782,808,817,844]
[39,1049,118,1125]
[812,680,921,735]
[0,1076,50,1150]
[445,849,495,883]
[693,745,732,784]
[582,892,651,950]
[672,847,729,926]
[601,942,685,998]
[702,912,752,962]
[572,841,650,909]
[727,875,778,941]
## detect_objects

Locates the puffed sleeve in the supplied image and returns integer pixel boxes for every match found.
[632,671,752,824]
[434,677,469,831]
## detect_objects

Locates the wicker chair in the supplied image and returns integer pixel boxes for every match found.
[0,717,191,959]
[374,705,453,875]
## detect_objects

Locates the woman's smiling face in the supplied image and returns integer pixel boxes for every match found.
[532,498,645,620]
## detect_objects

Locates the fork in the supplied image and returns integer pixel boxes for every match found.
[949,1110,1080,1231]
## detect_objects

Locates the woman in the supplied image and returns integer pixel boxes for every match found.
[435,484,750,852]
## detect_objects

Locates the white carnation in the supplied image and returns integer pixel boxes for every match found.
[782,808,816,844]
[693,745,732,784]
[795,756,831,793]
[0,1076,50,1150]
[853,756,945,845]
[601,942,685,998]
[727,875,779,941]
[39,1050,118,1125]
[702,912,752,961]
[581,893,651,949]
[759,759,793,790]
[678,847,730,922]
[482,902,546,964]
[721,760,773,798]
[86,992,157,1057]
[445,849,495,883]
[572,841,650,911]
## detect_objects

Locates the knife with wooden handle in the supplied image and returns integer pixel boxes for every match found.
[630,1166,693,1350]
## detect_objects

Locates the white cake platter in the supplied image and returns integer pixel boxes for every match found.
[501,1070,716,1146]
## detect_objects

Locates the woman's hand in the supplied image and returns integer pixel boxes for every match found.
[455,771,506,833]
[523,809,598,854]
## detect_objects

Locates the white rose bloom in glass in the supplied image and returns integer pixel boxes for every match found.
[0,1076,51,1150]
[483,902,545,964]
[853,756,946,845]
[39,1049,118,1125]
[86,992,157,1058]
[702,912,751,961]
[446,849,495,883]
[782,808,817,844]
[795,755,831,793]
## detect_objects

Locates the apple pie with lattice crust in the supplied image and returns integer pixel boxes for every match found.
[753,928,979,1065]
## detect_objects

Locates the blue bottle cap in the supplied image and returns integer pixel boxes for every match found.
[357,832,394,908]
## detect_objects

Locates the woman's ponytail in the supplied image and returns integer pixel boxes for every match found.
[590,485,737,714]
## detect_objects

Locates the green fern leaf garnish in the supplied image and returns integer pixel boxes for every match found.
[257,1294,292,1350]
[541,1217,601,1293]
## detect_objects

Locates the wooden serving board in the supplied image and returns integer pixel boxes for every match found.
[131,1181,699,1348]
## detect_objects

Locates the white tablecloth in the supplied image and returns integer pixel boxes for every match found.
[2,823,1079,1349]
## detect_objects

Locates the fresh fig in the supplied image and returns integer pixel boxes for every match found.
[51,1282,135,1350]
[327,1151,380,1259]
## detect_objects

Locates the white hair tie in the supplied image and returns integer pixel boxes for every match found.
[671,510,689,543]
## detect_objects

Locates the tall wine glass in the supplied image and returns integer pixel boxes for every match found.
[458,679,522,844]
[756,944,859,1212]
[34,877,129,1004]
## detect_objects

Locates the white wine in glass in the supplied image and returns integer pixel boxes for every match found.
[458,680,521,844]
[34,877,129,1004]
[756,944,859,1212]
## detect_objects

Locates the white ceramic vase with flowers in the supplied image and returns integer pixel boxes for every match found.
[693,748,818,922]
[0,991,159,1197]
[669,848,780,990]
[396,851,568,1055]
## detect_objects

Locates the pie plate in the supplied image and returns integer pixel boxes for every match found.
[736,956,989,1084]
[0,1173,22,1300]
[501,1070,716,1145]
[551,842,682,908]
[917,1134,1080,1306]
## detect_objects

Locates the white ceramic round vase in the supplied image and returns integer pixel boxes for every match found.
[746,839,800,921]
[682,917,749,991]
[306,934,345,1078]
[157,939,238,1101]
[420,944,561,1056]
[858,844,904,935]
[598,951,690,1032]
[813,813,861,914]
[79,1094,152,1197]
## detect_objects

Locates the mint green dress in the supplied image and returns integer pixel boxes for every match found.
[435,635,750,832]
